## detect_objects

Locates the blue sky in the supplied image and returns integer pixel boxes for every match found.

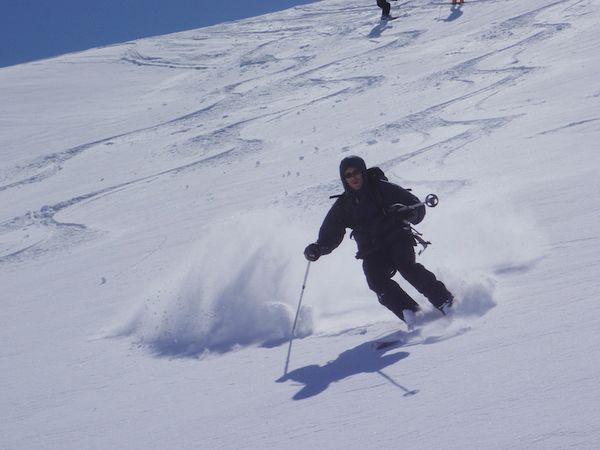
[0,0,318,68]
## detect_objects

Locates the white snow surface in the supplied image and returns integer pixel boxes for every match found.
[2,0,600,448]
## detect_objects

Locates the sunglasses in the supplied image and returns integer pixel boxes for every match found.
[344,169,362,179]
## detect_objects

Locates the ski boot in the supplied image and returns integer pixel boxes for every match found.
[437,294,454,315]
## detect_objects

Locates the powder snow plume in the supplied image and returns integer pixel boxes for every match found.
[109,209,314,356]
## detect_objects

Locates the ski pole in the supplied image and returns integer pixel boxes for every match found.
[283,260,311,376]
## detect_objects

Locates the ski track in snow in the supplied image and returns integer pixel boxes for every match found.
[4,0,572,187]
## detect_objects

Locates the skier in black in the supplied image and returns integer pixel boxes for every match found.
[304,156,453,326]
[377,0,394,20]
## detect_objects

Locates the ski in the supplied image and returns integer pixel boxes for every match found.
[373,339,402,350]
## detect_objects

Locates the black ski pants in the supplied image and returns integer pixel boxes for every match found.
[362,235,451,320]
[377,0,391,16]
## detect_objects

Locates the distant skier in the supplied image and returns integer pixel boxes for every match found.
[303,156,454,327]
[377,0,395,21]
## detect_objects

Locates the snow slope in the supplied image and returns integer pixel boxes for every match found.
[1,0,600,448]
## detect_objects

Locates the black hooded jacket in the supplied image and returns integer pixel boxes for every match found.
[317,156,425,258]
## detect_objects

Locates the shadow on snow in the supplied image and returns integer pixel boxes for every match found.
[442,5,464,22]
[277,309,480,400]
[277,337,416,400]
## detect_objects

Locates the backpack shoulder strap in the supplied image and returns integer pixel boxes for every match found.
[370,179,389,216]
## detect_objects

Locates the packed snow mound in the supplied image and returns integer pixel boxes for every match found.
[110,210,314,356]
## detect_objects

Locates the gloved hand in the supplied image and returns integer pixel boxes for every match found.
[304,243,321,262]
[389,203,417,222]
[389,203,408,214]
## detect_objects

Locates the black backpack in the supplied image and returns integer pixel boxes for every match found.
[365,166,388,183]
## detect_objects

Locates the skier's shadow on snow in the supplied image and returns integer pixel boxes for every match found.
[277,340,415,400]
[368,21,393,38]
[440,5,463,22]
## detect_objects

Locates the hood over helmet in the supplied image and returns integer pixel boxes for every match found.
[339,155,367,192]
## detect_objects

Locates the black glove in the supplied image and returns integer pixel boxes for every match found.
[389,203,408,214]
[389,203,417,222]
[304,243,321,262]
